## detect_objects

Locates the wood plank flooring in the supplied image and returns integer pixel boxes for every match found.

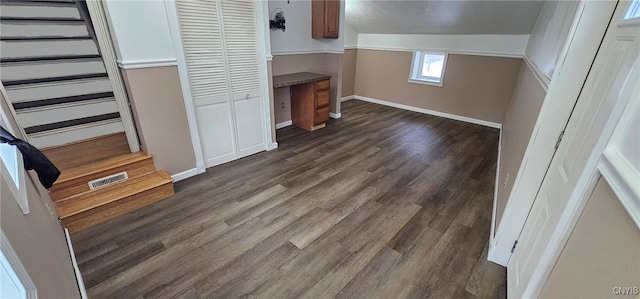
[71,100,506,299]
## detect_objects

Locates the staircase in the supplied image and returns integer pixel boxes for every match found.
[44,133,174,233]
[0,0,124,149]
[1,1,175,232]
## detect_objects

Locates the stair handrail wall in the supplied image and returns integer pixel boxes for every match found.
[85,0,141,153]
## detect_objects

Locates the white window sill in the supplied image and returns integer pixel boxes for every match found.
[408,79,443,87]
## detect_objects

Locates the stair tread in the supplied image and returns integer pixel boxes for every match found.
[53,151,151,186]
[42,132,130,171]
[57,170,172,219]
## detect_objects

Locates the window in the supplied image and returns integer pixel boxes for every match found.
[0,114,28,214]
[623,0,640,20]
[409,51,448,87]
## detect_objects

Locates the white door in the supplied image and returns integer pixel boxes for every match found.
[508,1,640,298]
[220,0,266,158]
[489,0,617,266]
[175,0,266,167]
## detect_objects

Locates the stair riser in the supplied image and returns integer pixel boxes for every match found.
[1,40,98,59]
[28,118,124,149]
[61,182,174,233]
[50,158,156,202]
[6,78,112,103]
[1,23,88,38]
[1,59,106,81]
[0,5,80,19]
[17,98,118,128]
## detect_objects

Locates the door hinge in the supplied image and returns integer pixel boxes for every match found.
[511,240,518,253]
[555,130,565,149]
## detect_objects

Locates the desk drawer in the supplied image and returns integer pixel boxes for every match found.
[316,90,330,108]
[315,79,330,91]
[315,106,329,125]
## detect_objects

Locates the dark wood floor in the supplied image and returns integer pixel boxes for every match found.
[71,100,506,299]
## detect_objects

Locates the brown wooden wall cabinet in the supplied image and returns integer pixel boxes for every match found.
[312,0,339,39]
[291,79,330,131]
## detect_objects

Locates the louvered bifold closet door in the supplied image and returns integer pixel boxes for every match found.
[220,0,266,158]
[176,0,238,167]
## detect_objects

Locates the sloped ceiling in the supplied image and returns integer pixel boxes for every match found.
[345,0,545,34]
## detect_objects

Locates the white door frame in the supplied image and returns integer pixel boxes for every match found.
[85,0,140,153]
[488,0,618,266]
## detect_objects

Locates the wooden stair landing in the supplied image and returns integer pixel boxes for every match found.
[45,134,174,233]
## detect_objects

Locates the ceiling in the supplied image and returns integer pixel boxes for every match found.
[345,0,545,35]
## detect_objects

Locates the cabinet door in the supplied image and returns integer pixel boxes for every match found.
[324,0,339,38]
[312,0,339,39]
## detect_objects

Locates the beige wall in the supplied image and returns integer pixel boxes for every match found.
[353,50,521,124]
[495,61,546,226]
[342,49,357,97]
[0,97,79,298]
[540,177,640,298]
[274,87,292,125]
[121,66,196,175]
[1,178,81,299]
[272,53,344,120]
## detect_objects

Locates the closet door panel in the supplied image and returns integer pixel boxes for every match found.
[221,0,266,157]
[234,96,265,157]
[176,0,239,166]
[195,103,236,167]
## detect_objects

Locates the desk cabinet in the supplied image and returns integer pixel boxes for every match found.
[291,79,330,131]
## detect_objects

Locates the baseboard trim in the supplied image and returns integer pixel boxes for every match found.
[65,228,88,299]
[267,142,279,151]
[341,95,354,102]
[353,95,502,129]
[276,120,292,129]
[330,112,341,119]
[488,128,504,265]
[171,167,201,182]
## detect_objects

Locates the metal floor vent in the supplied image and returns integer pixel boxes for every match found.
[88,172,128,190]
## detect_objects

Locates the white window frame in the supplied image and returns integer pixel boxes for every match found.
[408,50,448,87]
[0,112,28,214]
[620,0,640,26]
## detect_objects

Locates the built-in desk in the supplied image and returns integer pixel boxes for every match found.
[273,72,331,131]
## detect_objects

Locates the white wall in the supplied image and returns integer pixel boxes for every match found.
[102,0,177,68]
[356,34,529,57]
[344,24,358,49]
[268,0,345,54]
[525,1,580,80]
